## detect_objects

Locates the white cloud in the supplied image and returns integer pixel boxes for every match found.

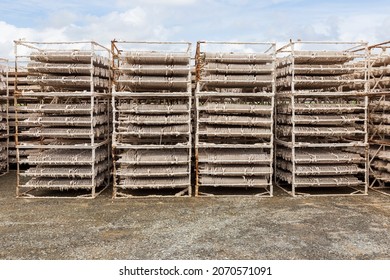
[46,10,79,28]
[0,6,176,59]
[337,14,385,43]
[63,7,177,43]
[115,0,197,8]
[0,21,36,58]
[118,8,146,25]
[1,1,390,59]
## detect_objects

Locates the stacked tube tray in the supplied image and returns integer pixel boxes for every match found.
[112,41,192,197]
[14,41,111,198]
[368,41,390,196]
[0,59,9,175]
[7,67,20,166]
[275,41,369,196]
[195,41,275,196]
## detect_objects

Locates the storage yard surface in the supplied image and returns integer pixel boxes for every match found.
[0,171,389,260]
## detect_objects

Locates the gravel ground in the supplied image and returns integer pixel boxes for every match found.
[0,171,389,260]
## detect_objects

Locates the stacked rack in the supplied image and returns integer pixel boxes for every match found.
[195,41,275,196]
[14,41,111,198]
[111,41,192,197]
[275,41,369,196]
[368,41,390,196]
[0,59,9,175]
[7,66,25,167]
[9,66,55,167]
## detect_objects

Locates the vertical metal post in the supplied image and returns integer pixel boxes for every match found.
[195,83,200,196]
[290,42,296,197]
[90,42,96,197]
[194,42,201,196]
[14,42,20,197]
[269,43,276,196]
[187,44,192,196]
[364,43,369,195]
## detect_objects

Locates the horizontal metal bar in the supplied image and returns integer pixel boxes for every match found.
[17,92,110,97]
[113,92,190,98]
[113,40,191,45]
[113,144,191,149]
[196,143,272,148]
[196,92,274,97]
[198,41,275,45]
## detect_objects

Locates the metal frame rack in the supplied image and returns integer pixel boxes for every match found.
[7,64,30,168]
[14,41,111,198]
[111,41,192,198]
[275,41,369,196]
[0,58,9,175]
[7,65,16,167]
[195,41,275,196]
[367,41,390,196]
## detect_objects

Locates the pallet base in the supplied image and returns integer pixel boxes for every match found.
[195,185,272,197]
[16,181,109,199]
[369,179,390,196]
[276,181,367,197]
[113,186,191,198]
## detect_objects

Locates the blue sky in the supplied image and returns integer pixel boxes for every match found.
[0,0,389,57]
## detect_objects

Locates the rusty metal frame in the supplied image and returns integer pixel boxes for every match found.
[0,58,9,176]
[195,41,275,197]
[5,60,21,168]
[367,41,390,196]
[13,40,111,199]
[111,40,192,198]
[275,40,369,197]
